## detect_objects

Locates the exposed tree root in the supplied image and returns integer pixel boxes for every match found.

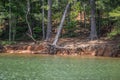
[46,43,120,57]
[0,41,120,57]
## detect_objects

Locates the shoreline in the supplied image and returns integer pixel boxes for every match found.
[0,38,120,57]
[1,53,120,58]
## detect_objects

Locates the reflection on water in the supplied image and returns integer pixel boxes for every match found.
[0,54,120,80]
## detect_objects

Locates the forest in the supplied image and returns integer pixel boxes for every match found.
[0,0,120,56]
[0,0,120,79]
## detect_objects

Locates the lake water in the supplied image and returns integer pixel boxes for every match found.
[0,54,120,80]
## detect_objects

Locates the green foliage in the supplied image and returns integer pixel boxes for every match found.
[14,26,27,39]
[33,27,42,33]
[96,0,105,10]
[64,21,77,37]
[65,21,77,30]
[33,26,42,38]
[70,2,80,20]
[109,7,120,17]
[33,13,42,21]
[107,18,120,38]
[0,0,120,40]
[0,29,3,36]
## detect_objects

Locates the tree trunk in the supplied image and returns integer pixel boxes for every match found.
[79,1,82,27]
[53,3,70,45]
[26,0,36,42]
[26,0,32,36]
[9,0,12,41]
[67,3,71,23]
[46,0,52,41]
[12,15,16,41]
[83,3,86,28]
[90,0,97,40]
[97,9,101,37]
[42,0,45,40]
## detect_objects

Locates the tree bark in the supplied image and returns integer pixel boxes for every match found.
[42,0,45,40]
[9,0,12,41]
[97,9,101,37]
[12,15,16,41]
[83,3,86,28]
[26,0,32,36]
[53,3,70,45]
[46,0,52,41]
[26,0,36,42]
[90,0,97,40]
[79,1,82,27]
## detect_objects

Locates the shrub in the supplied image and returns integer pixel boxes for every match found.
[107,18,120,38]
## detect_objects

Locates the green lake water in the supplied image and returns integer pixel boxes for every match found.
[0,54,120,80]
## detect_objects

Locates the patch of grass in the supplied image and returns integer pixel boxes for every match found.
[0,41,16,45]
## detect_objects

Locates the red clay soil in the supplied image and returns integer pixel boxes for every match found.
[2,37,120,57]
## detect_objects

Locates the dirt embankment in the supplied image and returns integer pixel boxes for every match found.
[0,38,120,57]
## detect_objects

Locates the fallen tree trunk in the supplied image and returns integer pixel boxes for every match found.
[53,2,70,45]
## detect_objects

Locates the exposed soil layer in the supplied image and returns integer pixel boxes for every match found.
[1,37,120,57]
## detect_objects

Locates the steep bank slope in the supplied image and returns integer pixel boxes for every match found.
[1,38,120,57]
